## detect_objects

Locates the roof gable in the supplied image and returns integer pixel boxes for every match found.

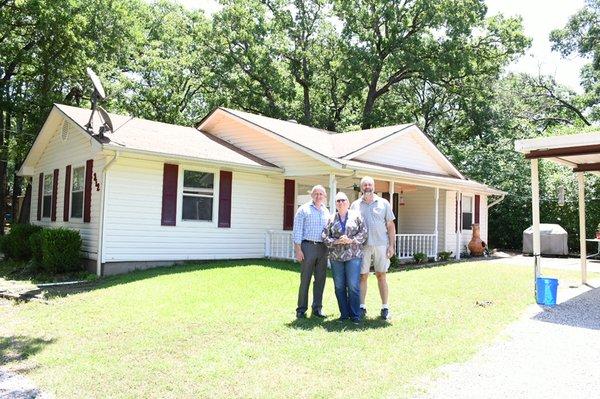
[18,106,103,175]
[349,127,464,178]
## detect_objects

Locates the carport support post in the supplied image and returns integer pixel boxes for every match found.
[434,188,439,260]
[329,174,337,212]
[531,159,541,286]
[577,172,587,285]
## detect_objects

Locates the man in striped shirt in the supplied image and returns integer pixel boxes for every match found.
[293,185,330,318]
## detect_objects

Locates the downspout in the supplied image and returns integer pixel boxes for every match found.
[96,151,119,276]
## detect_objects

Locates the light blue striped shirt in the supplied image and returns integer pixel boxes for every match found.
[292,202,330,244]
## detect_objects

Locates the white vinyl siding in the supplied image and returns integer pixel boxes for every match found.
[31,119,105,259]
[354,131,455,176]
[101,157,283,262]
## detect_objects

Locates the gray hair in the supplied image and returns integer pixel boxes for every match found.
[310,185,327,195]
[360,176,374,187]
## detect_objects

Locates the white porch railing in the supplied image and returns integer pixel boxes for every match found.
[265,230,438,261]
[265,230,295,260]
[396,234,437,259]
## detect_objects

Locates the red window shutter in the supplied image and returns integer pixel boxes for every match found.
[474,195,480,224]
[51,169,59,221]
[64,165,71,222]
[84,159,93,223]
[283,179,295,230]
[161,163,178,226]
[218,171,233,228]
[37,172,43,221]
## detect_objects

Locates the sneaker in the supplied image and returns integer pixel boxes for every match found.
[351,318,361,325]
[380,308,390,320]
[360,307,367,318]
[296,311,306,319]
[312,310,327,318]
[337,317,349,323]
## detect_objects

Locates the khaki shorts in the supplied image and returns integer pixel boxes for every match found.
[361,245,390,274]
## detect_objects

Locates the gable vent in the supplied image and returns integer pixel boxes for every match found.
[61,121,70,142]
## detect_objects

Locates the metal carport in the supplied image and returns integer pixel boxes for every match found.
[515,132,600,285]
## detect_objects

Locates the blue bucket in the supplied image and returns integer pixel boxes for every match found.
[536,277,559,306]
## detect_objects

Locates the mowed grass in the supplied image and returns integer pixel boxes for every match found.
[0,260,594,398]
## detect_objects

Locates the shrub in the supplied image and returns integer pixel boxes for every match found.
[28,229,44,265]
[1,224,43,260]
[413,252,428,264]
[389,255,400,269]
[437,251,453,261]
[40,228,83,274]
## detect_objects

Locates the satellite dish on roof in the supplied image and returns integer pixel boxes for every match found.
[84,67,112,136]
[86,67,106,99]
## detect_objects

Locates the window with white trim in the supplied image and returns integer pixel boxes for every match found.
[42,174,53,218]
[182,170,214,221]
[71,166,85,218]
[462,195,472,230]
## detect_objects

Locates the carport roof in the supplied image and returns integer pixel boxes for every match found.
[514,132,600,174]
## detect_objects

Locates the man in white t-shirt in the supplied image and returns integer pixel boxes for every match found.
[350,176,396,320]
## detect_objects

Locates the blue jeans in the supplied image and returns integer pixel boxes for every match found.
[330,258,362,320]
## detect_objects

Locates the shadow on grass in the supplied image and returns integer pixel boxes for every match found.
[532,286,600,330]
[0,335,55,366]
[42,259,300,299]
[286,317,392,332]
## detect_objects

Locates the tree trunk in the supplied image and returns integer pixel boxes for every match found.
[0,111,7,234]
[361,70,381,129]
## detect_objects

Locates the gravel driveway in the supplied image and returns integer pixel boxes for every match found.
[0,369,50,399]
[417,282,600,399]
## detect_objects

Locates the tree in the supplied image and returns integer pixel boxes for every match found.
[551,0,600,121]
[333,0,530,128]
[0,0,146,232]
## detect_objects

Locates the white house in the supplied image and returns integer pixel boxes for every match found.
[18,104,505,275]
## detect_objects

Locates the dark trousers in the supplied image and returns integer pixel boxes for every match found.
[296,241,328,314]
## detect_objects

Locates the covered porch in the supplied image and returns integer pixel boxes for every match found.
[265,172,490,262]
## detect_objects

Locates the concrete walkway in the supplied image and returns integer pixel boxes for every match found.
[487,250,600,273]
[417,277,600,399]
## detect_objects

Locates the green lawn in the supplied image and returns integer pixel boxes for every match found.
[0,260,593,398]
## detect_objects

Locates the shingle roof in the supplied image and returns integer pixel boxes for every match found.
[56,104,277,169]
[220,107,413,158]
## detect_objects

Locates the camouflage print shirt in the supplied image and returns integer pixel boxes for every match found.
[321,210,368,261]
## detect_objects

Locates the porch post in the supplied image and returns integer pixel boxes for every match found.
[329,173,337,212]
[531,159,541,281]
[434,188,439,260]
[577,172,587,285]
[389,181,396,256]
[455,191,461,260]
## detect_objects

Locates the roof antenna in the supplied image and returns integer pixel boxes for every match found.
[84,67,113,137]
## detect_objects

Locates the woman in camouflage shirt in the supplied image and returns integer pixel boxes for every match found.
[322,192,368,323]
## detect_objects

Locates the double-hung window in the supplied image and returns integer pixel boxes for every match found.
[182,170,214,221]
[71,166,85,218]
[462,195,473,230]
[42,174,53,218]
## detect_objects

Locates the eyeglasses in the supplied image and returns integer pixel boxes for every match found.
[336,199,347,203]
